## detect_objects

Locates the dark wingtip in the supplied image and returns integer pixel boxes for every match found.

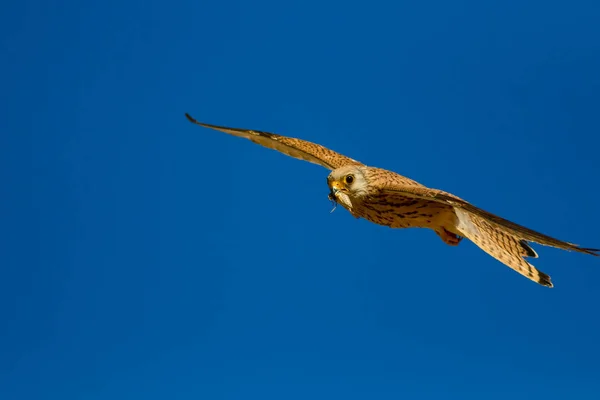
[185,113,198,124]
[579,247,600,257]
[538,272,554,288]
[520,240,539,258]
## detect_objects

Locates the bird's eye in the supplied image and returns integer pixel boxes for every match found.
[345,175,354,184]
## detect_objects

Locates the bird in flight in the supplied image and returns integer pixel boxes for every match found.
[185,113,597,288]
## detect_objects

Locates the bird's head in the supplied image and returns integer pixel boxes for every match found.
[327,165,369,210]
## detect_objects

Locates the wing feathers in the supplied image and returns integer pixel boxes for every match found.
[379,186,598,256]
[379,185,597,287]
[185,113,362,170]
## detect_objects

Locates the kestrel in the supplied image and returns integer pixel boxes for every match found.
[185,113,598,288]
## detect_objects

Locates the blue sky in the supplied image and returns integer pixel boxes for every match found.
[2,0,600,398]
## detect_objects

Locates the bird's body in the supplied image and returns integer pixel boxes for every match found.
[328,167,456,233]
[185,113,598,288]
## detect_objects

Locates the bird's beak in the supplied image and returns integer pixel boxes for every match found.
[328,189,337,201]
[328,182,342,200]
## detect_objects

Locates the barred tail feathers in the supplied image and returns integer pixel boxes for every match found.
[454,208,553,288]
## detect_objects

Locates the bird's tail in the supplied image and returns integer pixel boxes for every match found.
[453,208,554,287]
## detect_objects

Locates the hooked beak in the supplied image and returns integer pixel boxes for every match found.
[328,182,343,213]
[328,180,345,201]
[329,181,343,193]
[328,187,339,201]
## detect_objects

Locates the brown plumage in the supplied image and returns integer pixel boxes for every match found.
[185,113,598,288]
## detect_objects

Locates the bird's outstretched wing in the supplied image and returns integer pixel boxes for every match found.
[185,113,363,170]
[378,185,598,287]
